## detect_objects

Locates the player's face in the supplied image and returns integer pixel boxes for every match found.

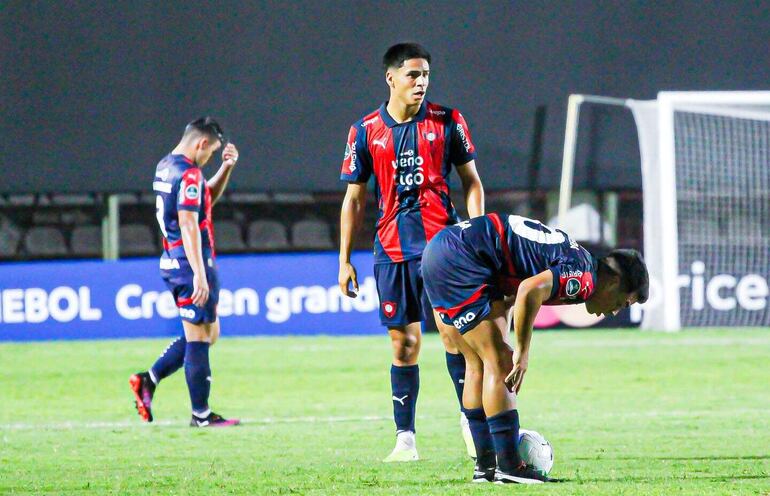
[193,137,222,167]
[388,58,430,106]
[585,280,639,318]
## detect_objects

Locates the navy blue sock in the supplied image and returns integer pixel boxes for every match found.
[184,342,211,416]
[487,409,522,473]
[149,336,186,384]
[464,407,496,469]
[445,352,466,410]
[391,364,419,433]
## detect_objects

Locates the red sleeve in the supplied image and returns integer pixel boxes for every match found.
[546,266,595,305]
[178,168,203,210]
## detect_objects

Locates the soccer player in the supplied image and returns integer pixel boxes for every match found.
[422,213,648,483]
[338,43,485,462]
[129,117,240,427]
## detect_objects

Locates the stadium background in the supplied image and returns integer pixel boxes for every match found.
[4,1,769,194]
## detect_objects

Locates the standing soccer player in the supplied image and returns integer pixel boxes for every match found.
[129,117,240,427]
[422,213,649,483]
[338,43,485,461]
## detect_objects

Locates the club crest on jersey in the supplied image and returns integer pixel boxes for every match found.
[423,132,436,141]
[382,301,397,319]
[565,277,581,298]
[184,184,200,200]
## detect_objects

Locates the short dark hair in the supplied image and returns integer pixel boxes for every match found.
[184,116,226,145]
[382,43,431,71]
[599,248,650,303]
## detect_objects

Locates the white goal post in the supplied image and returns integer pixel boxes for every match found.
[559,91,770,331]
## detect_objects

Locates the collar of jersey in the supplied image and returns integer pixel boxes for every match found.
[379,101,427,128]
[170,153,195,166]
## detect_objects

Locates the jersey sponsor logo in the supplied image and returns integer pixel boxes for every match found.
[428,108,446,116]
[184,184,199,201]
[456,220,472,230]
[452,311,476,329]
[362,116,379,127]
[179,307,197,319]
[565,277,581,298]
[159,258,180,270]
[456,122,471,152]
[382,301,397,319]
[344,142,358,173]
[423,132,436,141]
[372,137,388,149]
[391,150,425,187]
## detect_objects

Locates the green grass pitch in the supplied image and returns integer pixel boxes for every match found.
[1,329,769,495]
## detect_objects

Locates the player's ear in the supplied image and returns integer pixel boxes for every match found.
[385,69,395,88]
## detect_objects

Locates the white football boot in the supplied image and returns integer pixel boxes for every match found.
[383,430,419,462]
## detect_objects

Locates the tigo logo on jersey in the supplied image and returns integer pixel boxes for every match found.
[565,278,581,298]
[382,301,397,319]
[184,184,199,201]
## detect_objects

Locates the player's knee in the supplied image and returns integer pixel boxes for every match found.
[392,334,419,362]
[438,329,458,353]
[484,350,513,377]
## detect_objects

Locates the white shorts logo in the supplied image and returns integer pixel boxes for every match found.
[179,307,196,319]
[453,311,476,329]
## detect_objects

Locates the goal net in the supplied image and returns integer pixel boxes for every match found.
[559,92,770,331]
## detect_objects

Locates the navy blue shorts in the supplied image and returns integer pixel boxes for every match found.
[374,259,432,327]
[160,254,220,324]
[422,226,502,334]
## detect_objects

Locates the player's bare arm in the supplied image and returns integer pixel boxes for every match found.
[455,160,485,218]
[178,209,209,306]
[208,143,239,205]
[338,182,367,298]
[505,269,553,394]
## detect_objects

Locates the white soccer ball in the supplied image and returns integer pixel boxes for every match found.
[518,429,554,476]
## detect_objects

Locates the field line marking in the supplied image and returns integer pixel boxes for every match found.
[0,414,393,431]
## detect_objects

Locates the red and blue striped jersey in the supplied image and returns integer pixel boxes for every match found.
[461,213,597,304]
[340,101,477,264]
[152,154,215,260]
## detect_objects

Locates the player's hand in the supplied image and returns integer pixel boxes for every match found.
[338,262,359,298]
[192,272,210,307]
[222,143,239,167]
[505,349,529,394]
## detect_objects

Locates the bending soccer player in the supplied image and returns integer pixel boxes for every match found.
[422,213,648,483]
[129,117,240,427]
[338,43,485,462]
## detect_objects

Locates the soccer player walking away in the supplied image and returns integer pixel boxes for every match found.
[338,43,485,462]
[421,213,649,483]
[129,117,240,427]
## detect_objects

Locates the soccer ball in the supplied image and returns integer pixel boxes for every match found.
[518,429,554,476]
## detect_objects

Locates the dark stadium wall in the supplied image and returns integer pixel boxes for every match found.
[3,1,769,194]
